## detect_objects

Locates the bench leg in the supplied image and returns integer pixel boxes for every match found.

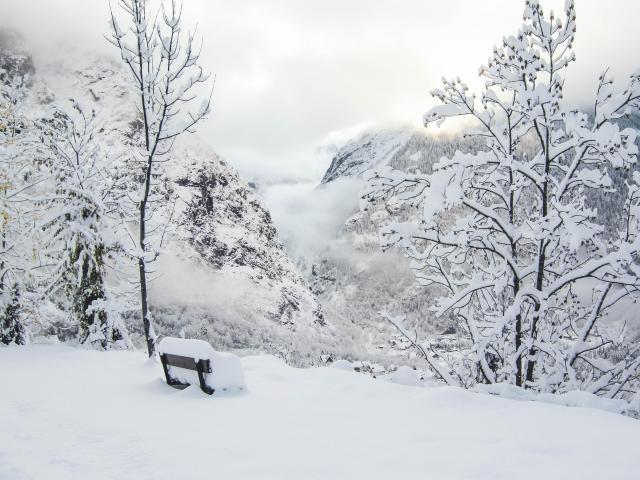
[196,359,215,395]
[160,354,189,390]
[160,354,173,385]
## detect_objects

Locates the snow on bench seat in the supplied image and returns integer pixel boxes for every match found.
[157,337,247,394]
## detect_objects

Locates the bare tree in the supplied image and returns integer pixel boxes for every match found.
[108,0,212,356]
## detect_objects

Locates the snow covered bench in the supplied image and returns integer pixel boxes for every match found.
[157,337,246,395]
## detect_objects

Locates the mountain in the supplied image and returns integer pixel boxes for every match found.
[3,36,351,365]
[150,138,347,365]
[321,126,479,184]
[0,30,34,83]
[295,127,484,364]
[321,128,413,183]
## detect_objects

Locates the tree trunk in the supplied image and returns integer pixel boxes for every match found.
[514,281,523,387]
[0,234,5,293]
[525,117,551,387]
[508,166,523,388]
[138,256,154,357]
[138,155,155,358]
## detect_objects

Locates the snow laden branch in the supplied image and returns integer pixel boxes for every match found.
[364,0,640,404]
[36,101,131,350]
[0,71,35,345]
[108,0,213,356]
[381,312,462,387]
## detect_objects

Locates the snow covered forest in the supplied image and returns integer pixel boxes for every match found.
[2,0,640,478]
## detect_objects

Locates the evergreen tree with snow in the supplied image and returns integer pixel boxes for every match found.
[0,283,26,345]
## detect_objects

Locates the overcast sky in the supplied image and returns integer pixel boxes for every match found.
[4,0,640,182]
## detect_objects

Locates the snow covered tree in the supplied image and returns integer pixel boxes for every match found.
[38,101,130,350]
[108,0,212,356]
[0,283,26,345]
[365,0,640,400]
[0,65,40,344]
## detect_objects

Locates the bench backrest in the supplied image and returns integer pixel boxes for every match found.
[162,353,212,373]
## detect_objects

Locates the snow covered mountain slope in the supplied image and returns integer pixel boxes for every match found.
[321,125,478,184]
[288,127,483,364]
[173,144,325,329]
[2,345,639,480]
[147,139,348,365]
[7,39,345,364]
[0,30,34,83]
[320,127,413,183]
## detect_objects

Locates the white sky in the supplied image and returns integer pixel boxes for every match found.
[4,0,640,182]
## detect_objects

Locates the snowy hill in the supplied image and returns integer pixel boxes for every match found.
[2,345,639,480]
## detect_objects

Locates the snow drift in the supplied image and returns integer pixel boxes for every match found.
[1,345,639,480]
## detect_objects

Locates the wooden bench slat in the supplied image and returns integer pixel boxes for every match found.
[162,353,212,373]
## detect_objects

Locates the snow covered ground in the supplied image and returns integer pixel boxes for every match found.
[1,346,639,480]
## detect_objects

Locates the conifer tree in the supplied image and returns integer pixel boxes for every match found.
[0,283,26,345]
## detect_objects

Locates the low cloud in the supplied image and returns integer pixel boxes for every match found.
[260,177,363,260]
[3,0,639,183]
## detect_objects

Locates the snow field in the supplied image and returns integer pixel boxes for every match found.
[1,345,639,480]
